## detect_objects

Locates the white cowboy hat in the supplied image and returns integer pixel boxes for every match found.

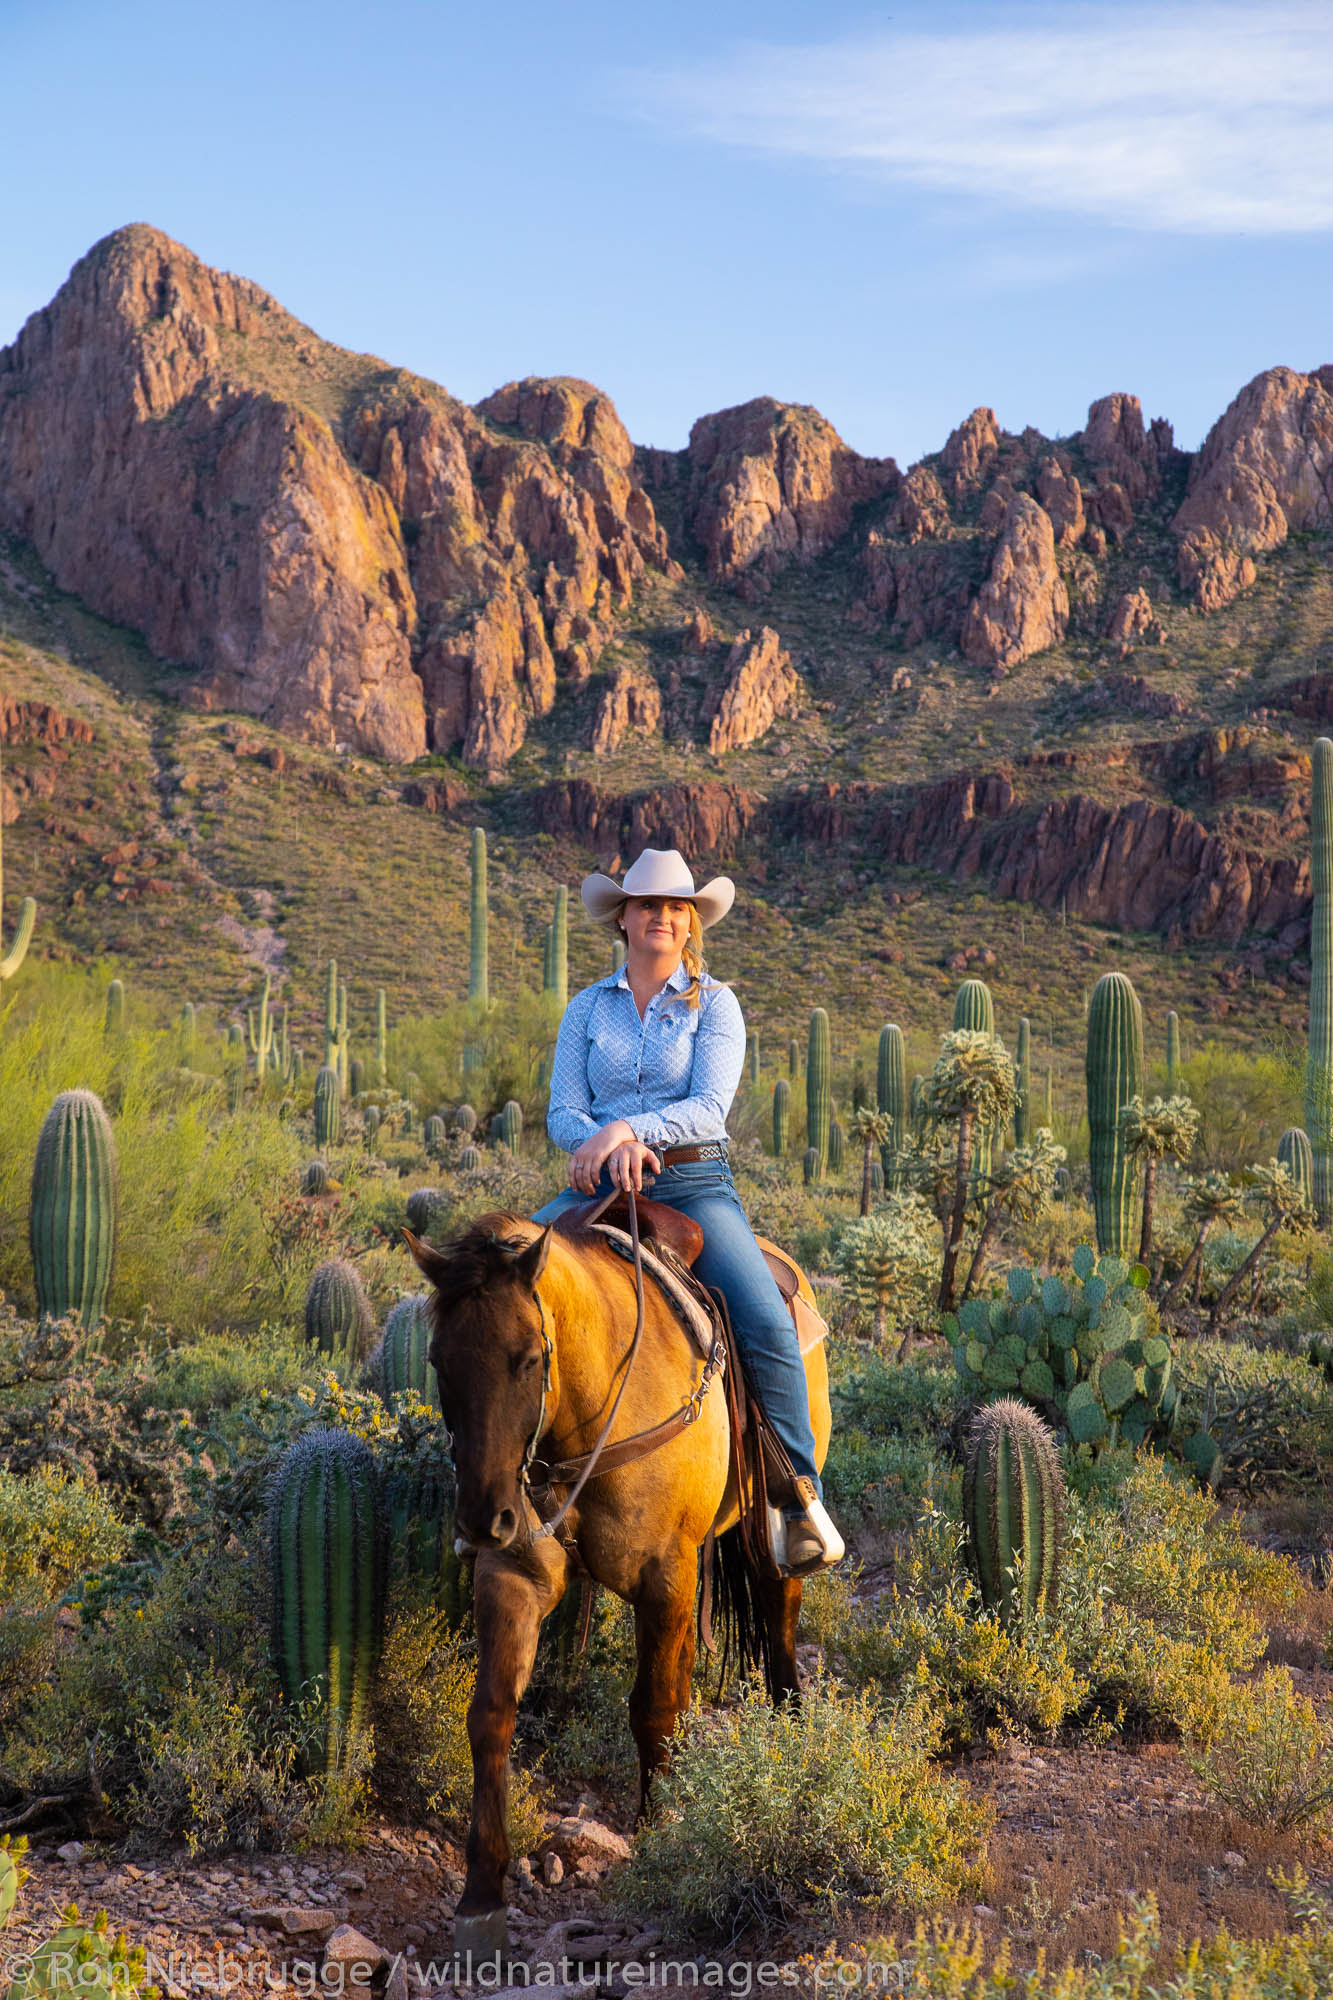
[581,848,735,930]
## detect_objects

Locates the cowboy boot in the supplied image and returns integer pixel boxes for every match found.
[779,1478,846,1576]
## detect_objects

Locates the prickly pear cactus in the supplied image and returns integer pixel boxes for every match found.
[8,1905,155,2000]
[962,1397,1063,1628]
[1,1834,28,1928]
[947,1245,1177,1450]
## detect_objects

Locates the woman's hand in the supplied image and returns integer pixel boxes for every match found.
[568,1121,661,1195]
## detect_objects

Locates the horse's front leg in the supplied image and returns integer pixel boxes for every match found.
[759,1571,803,1703]
[628,1540,698,1817]
[456,1539,567,1961]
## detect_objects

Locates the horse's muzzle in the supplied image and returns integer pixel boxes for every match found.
[456,1504,520,1550]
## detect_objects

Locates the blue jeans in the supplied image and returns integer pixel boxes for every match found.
[533,1158,822,1499]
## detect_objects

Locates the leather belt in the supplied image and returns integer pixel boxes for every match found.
[658,1141,728,1166]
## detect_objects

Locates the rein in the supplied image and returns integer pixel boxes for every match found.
[527,1187,724,1541]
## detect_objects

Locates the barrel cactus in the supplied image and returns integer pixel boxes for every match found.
[382,1457,468,1621]
[459,1145,481,1173]
[802,1146,819,1185]
[424,1113,445,1158]
[962,1398,1064,1628]
[267,1428,384,1773]
[364,1104,382,1149]
[498,1099,523,1152]
[1278,1127,1315,1210]
[453,1103,476,1136]
[378,1293,440,1410]
[807,1007,831,1179]
[300,1158,332,1197]
[1086,972,1144,1255]
[313,1064,341,1149]
[304,1258,374,1362]
[349,1056,365,1098]
[30,1089,118,1327]
[772,1077,790,1156]
[405,1186,448,1236]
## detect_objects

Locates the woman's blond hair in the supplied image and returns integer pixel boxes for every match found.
[617,901,719,1011]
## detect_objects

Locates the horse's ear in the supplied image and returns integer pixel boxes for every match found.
[402,1226,448,1288]
[512,1224,552,1291]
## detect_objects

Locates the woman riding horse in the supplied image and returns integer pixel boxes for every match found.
[532,847,844,1576]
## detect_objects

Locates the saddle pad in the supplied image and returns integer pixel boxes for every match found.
[759,1240,830,1357]
[589,1225,719,1360]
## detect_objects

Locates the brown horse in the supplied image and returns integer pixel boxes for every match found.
[405,1208,832,1959]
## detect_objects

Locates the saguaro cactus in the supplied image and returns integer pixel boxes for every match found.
[1086,971,1144,1255]
[877,1023,907,1190]
[962,1397,1064,1629]
[469,827,489,1005]
[324,961,348,1082]
[349,1056,365,1099]
[376,988,388,1086]
[104,978,125,1038]
[548,884,568,1008]
[498,1099,523,1151]
[802,1146,819,1185]
[1014,1017,1032,1146]
[1308,738,1333,1220]
[807,1007,831,1179]
[267,1428,384,1773]
[953,979,996,1183]
[313,1064,341,1149]
[772,1078,790,1156]
[1278,1127,1315,1211]
[178,1001,196,1065]
[30,1089,118,1326]
[246,975,274,1078]
[1166,1010,1181,1092]
[749,1033,760,1083]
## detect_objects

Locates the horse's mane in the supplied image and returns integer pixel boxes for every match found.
[428,1211,541,1312]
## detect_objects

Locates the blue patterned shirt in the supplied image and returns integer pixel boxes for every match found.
[546,962,746,1153]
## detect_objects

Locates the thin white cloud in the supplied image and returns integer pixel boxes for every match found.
[615,3,1333,236]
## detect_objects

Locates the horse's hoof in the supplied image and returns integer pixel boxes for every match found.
[453,1907,509,1962]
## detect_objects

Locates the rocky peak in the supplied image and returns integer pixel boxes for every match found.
[703,626,803,755]
[1174,364,1333,610]
[682,397,897,583]
[940,407,1000,502]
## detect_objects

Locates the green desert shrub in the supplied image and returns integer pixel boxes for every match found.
[617,1676,990,1938]
[1185,1666,1333,1836]
[0,1466,129,1605]
[0,964,302,1331]
[800,1886,1333,1998]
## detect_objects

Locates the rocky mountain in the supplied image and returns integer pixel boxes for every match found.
[1,223,1332,980]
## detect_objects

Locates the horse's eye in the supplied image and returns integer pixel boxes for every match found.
[517,1351,541,1378]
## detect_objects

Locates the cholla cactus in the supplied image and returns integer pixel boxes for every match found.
[834,1194,939,1346]
[1164,1171,1245,1307]
[963,1128,1067,1301]
[1119,1094,1199,1266]
[850,1106,893,1217]
[1209,1161,1317,1331]
[924,1028,1018,1309]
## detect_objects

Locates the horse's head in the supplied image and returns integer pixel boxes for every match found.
[404,1216,554,1551]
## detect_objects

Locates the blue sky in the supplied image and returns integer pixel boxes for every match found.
[5,0,1332,465]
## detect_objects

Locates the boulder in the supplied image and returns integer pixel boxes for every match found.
[704,626,802,753]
